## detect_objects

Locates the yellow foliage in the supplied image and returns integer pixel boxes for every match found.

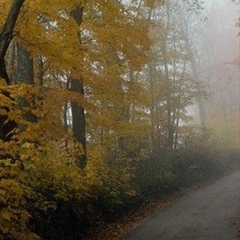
[1,0,231,239]
[0,161,40,240]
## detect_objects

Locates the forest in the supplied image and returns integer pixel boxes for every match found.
[0,0,239,239]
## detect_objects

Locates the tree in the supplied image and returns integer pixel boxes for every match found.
[0,0,25,85]
[69,5,87,168]
[145,0,203,151]
[0,0,25,142]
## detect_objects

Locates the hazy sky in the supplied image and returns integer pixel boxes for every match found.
[202,0,239,61]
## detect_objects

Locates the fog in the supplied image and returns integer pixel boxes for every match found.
[154,0,239,146]
[1,1,239,239]
[192,0,239,143]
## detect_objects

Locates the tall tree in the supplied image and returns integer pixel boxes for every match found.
[0,0,25,141]
[0,0,25,85]
[69,5,87,168]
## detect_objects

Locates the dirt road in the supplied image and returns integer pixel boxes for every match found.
[123,171,240,240]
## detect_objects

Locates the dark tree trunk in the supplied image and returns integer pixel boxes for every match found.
[70,5,87,168]
[16,44,34,84]
[16,44,37,124]
[0,0,25,85]
[70,77,87,168]
[0,0,25,142]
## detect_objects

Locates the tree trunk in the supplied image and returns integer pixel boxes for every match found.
[7,40,16,84]
[69,5,87,168]
[0,0,25,85]
[16,44,34,84]
[70,77,87,168]
[162,43,174,149]
[180,12,207,137]
[16,44,37,125]
[0,0,25,142]
[163,3,174,149]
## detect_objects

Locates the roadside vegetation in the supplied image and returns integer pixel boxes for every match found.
[1,128,238,240]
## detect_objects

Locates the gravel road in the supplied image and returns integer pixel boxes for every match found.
[123,171,240,240]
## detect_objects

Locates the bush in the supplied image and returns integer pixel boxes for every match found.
[19,147,138,240]
[1,135,238,240]
[133,139,237,201]
[0,160,39,240]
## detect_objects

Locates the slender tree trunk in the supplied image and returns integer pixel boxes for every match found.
[162,43,174,149]
[173,57,187,149]
[190,59,207,135]
[63,79,70,129]
[163,2,174,149]
[180,12,207,137]
[149,60,157,154]
[7,40,16,84]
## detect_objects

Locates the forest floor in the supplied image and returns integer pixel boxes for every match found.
[83,169,240,240]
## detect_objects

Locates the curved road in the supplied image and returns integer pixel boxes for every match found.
[123,171,240,240]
